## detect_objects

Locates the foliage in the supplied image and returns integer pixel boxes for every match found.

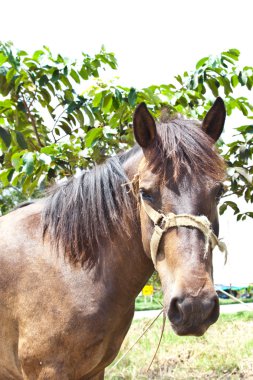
[0,42,252,218]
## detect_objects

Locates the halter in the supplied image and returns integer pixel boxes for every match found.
[141,198,228,269]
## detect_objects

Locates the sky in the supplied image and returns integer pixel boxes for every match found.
[2,0,253,285]
[4,0,253,87]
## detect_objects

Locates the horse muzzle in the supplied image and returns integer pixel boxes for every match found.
[167,294,220,336]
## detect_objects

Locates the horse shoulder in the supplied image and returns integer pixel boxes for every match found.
[0,202,136,378]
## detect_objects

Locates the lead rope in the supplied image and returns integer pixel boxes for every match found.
[108,309,164,373]
[146,310,166,372]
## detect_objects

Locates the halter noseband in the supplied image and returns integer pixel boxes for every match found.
[141,199,227,269]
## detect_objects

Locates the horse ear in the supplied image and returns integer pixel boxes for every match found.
[202,97,226,142]
[133,103,157,148]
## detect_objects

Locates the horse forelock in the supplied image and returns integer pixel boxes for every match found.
[42,156,136,268]
[148,118,226,182]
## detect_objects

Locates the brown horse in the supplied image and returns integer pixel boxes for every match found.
[0,98,226,379]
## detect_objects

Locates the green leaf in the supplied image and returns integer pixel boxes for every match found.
[92,59,101,69]
[67,101,78,113]
[231,75,239,88]
[177,96,188,107]
[22,174,32,194]
[12,172,25,187]
[63,65,68,76]
[18,50,28,57]
[52,69,60,82]
[236,125,253,134]
[32,50,45,61]
[60,75,72,88]
[70,68,80,84]
[23,152,34,175]
[64,89,74,102]
[225,201,240,215]
[175,75,183,85]
[0,53,8,66]
[246,77,253,90]
[115,88,122,102]
[227,49,240,59]
[0,99,13,109]
[39,74,49,87]
[0,127,11,147]
[85,128,102,148]
[102,94,113,113]
[234,167,252,184]
[221,56,234,66]
[219,203,227,215]
[6,68,16,83]
[79,65,89,80]
[190,73,199,89]
[0,169,14,186]
[11,152,23,170]
[237,102,248,116]
[64,114,76,126]
[83,105,95,127]
[128,88,137,107]
[196,57,208,69]
[40,88,51,104]
[219,77,232,96]
[15,131,28,149]
[93,92,103,107]
[59,122,72,135]
[238,71,247,86]
[47,82,55,95]
[75,109,85,127]
[206,78,219,97]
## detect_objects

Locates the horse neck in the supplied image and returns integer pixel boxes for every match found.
[100,149,154,302]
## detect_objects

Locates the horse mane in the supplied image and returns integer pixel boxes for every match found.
[42,155,136,268]
[153,117,226,182]
[42,115,225,268]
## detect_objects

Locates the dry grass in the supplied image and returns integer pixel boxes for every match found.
[106,312,253,380]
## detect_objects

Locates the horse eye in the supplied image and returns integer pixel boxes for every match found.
[139,188,153,202]
[215,184,225,202]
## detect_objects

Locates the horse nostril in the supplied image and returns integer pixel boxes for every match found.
[206,295,220,324]
[168,297,183,325]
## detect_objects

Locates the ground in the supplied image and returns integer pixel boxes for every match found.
[106,312,253,379]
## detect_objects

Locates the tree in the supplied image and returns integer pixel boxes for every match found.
[0,42,252,219]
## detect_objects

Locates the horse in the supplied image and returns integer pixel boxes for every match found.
[0,98,226,379]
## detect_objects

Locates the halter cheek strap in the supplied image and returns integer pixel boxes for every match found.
[141,199,228,269]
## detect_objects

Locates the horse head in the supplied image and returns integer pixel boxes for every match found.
[133,98,226,336]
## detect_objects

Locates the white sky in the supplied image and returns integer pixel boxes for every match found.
[2,0,253,285]
[4,0,253,87]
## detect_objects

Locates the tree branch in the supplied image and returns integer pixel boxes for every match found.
[22,94,44,147]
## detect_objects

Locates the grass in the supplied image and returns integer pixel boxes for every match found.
[105,312,253,379]
[135,291,163,311]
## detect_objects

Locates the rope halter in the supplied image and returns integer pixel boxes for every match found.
[141,199,228,269]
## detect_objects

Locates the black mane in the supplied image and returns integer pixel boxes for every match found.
[42,155,136,268]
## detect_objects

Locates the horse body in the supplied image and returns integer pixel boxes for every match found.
[0,194,153,379]
[0,99,226,379]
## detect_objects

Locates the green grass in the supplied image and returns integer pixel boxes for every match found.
[135,291,163,311]
[106,312,253,379]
